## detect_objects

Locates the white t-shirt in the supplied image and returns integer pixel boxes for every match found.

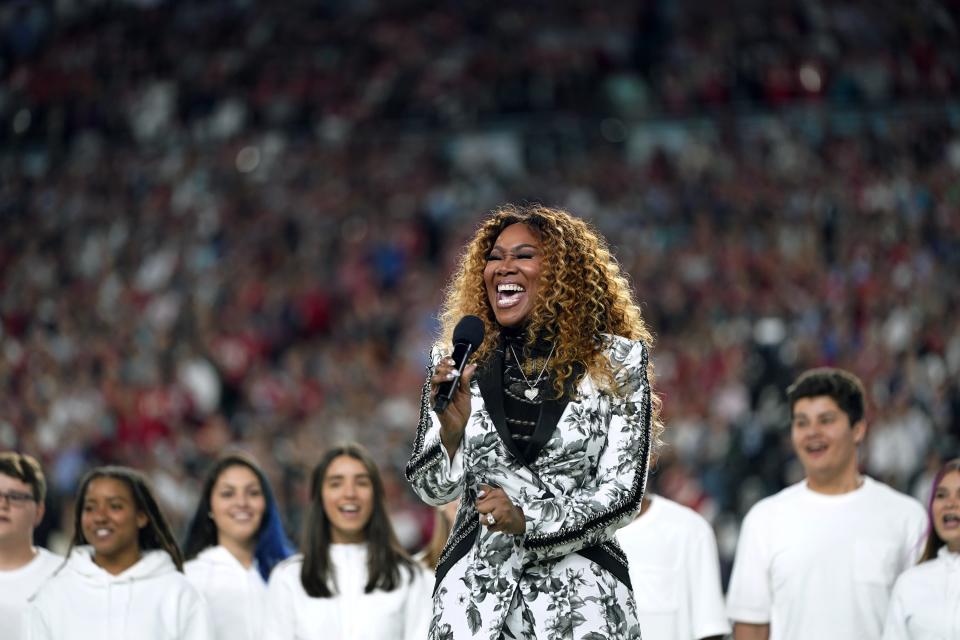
[726,477,927,640]
[185,545,267,640]
[26,546,212,640]
[616,495,730,640]
[264,543,433,640]
[882,546,960,640]
[0,548,62,640]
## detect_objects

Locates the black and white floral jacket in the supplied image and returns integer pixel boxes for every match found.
[406,334,652,640]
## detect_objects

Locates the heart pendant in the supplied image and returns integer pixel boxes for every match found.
[524,388,539,401]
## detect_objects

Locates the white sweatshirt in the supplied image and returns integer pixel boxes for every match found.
[0,547,63,640]
[26,546,212,640]
[616,496,731,640]
[882,546,960,640]
[185,545,267,640]
[265,544,433,640]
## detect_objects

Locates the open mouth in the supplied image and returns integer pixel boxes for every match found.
[338,504,361,518]
[496,283,525,309]
[229,511,254,522]
[942,513,960,529]
[805,442,828,456]
[93,528,113,539]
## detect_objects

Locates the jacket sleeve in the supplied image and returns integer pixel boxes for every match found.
[725,504,772,624]
[24,601,52,640]
[689,517,733,638]
[405,346,466,506]
[880,577,909,640]
[178,584,215,640]
[263,566,298,640]
[403,564,434,640]
[515,338,653,564]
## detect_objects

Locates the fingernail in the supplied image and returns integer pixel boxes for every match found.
[446,372,455,380]
[477,489,486,498]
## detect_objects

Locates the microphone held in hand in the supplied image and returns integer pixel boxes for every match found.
[433,315,485,413]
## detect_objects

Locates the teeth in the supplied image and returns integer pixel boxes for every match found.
[340,505,359,513]
[945,514,960,523]
[95,528,111,537]
[231,512,252,520]
[497,283,524,293]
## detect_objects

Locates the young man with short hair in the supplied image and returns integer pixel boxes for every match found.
[0,452,62,640]
[726,368,927,640]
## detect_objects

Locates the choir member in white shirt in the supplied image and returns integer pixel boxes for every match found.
[26,466,212,640]
[727,368,927,640]
[883,457,960,639]
[183,452,295,640]
[0,452,62,640]
[265,443,432,640]
[616,494,731,640]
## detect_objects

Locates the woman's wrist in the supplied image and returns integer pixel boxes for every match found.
[508,506,526,535]
[439,428,462,460]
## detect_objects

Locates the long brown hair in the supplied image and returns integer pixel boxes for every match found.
[68,466,185,572]
[920,458,960,563]
[182,452,294,580]
[300,443,415,597]
[437,203,662,441]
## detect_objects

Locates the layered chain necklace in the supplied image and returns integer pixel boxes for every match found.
[508,343,555,400]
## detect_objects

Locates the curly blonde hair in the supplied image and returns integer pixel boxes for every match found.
[436,203,662,441]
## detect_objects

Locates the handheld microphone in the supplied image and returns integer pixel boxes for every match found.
[433,315,485,414]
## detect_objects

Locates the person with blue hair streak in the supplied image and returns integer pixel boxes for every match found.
[183,452,295,640]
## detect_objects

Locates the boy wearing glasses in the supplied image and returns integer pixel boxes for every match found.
[0,452,62,640]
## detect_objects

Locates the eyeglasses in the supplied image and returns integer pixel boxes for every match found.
[0,490,37,507]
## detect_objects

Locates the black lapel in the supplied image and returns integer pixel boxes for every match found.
[524,361,583,462]
[476,347,528,464]
[525,395,567,463]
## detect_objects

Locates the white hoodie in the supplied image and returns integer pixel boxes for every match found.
[185,545,266,640]
[25,546,212,640]
[882,546,960,639]
[0,547,63,640]
[265,544,433,640]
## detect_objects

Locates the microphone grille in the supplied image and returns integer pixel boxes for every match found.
[452,315,485,348]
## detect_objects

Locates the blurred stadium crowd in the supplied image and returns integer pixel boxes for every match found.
[1,0,959,581]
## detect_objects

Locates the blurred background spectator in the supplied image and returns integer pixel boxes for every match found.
[1,0,958,583]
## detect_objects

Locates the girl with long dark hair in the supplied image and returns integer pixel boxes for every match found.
[26,466,211,639]
[264,443,431,640]
[183,452,295,640]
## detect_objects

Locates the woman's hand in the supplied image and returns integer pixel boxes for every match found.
[431,357,477,459]
[476,484,525,535]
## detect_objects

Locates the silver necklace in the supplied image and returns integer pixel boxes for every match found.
[509,343,555,401]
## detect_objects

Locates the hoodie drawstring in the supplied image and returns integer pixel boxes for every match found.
[123,578,135,640]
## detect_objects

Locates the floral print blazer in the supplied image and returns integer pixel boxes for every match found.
[406,334,653,639]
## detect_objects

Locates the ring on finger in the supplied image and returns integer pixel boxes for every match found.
[485,512,496,525]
